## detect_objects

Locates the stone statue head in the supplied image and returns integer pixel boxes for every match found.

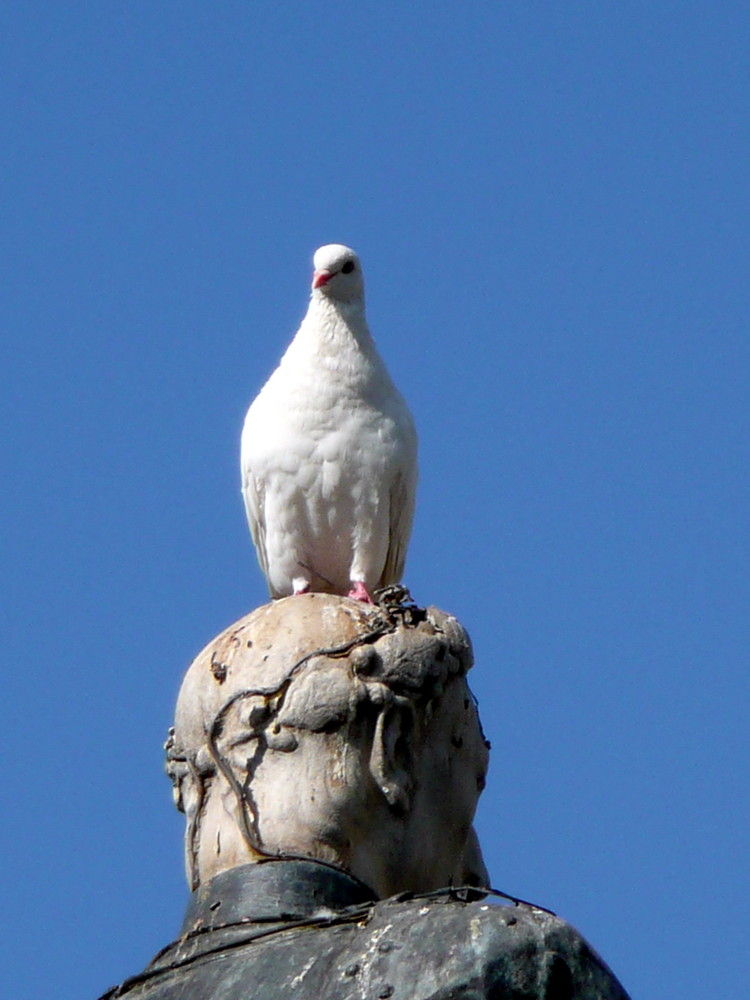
[167,593,490,898]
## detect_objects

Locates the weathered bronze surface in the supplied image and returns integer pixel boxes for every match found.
[101,860,629,1000]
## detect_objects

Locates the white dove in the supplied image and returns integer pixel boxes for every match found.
[241,244,418,603]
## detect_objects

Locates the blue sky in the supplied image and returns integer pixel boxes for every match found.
[3,4,749,998]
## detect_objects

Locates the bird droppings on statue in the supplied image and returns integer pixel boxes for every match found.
[241,244,418,603]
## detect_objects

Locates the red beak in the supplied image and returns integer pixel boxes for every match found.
[312,269,333,289]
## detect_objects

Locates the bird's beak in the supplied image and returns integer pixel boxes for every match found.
[312,269,333,289]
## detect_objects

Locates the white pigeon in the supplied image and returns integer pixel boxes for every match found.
[241,243,418,603]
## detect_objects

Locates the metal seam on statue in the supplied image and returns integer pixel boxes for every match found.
[389,884,557,916]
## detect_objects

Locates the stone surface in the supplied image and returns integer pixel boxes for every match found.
[166,592,490,896]
[100,860,630,1000]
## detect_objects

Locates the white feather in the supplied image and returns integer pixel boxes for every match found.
[241,244,418,599]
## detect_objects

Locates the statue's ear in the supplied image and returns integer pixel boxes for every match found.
[453,825,490,888]
[369,697,415,814]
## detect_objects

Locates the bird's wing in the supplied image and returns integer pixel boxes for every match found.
[380,465,417,588]
[241,465,272,596]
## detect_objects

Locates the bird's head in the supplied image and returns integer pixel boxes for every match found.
[311,244,364,304]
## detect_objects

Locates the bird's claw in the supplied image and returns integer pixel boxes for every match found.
[347,581,374,603]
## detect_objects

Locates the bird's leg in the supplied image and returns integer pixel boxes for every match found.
[348,581,374,603]
[292,578,311,596]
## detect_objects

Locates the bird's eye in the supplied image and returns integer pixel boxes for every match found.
[341,260,355,274]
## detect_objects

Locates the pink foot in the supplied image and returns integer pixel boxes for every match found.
[292,581,310,595]
[348,581,374,603]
